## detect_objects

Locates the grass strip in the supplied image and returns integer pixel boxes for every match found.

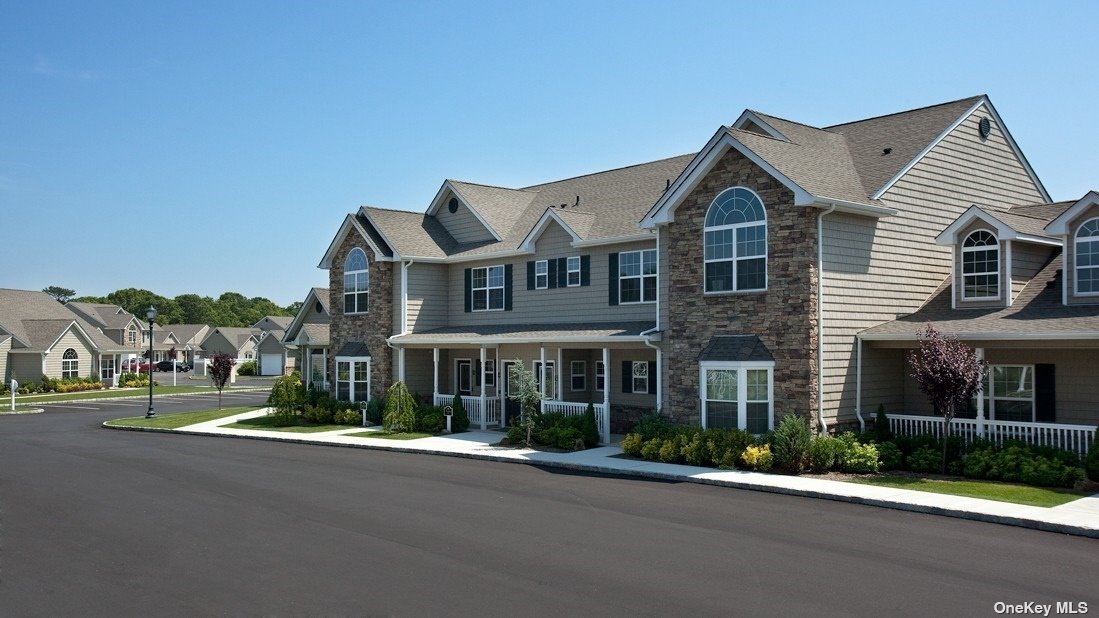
[344,430,433,440]
[105,406,259,429]
[221,415,349,433]
[850,474,1086,508]
[16,385,221,403]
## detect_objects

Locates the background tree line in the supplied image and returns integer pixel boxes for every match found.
[45,286,300,327]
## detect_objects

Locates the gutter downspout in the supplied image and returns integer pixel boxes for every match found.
[855,335,865,432]
[641,225,662,413]
[385,259,414,383]
[816,204,836,434]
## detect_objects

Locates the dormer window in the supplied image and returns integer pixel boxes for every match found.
[961,230,999,300]
[1075,218,1099,295]
[343,247,369,314]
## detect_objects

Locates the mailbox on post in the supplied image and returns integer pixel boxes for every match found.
[9,379,16,412]
[443,405,453,433]
[359,401,369,427]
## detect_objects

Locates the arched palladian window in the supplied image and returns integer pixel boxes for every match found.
[343,247,369,314]
[961,230,999,300]
[1075,218,1099,294]
[62,348,78,379]
[704,187,767,293]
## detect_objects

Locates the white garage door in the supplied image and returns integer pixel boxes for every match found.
[260,354,283,376]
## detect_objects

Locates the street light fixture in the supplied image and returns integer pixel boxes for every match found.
[145,305,157,418]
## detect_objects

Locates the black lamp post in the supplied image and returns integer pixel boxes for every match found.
[145,305,157,418]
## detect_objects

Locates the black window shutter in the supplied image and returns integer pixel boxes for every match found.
[1035,364,1056,423]
[504,264,514,311]
[558,257,567,284]
[464,268,472,313]
[648,361,657,394]
[475,360,481,387]
[526,261,535,290]
[548,258,558,289]
[621,360,632,393]
[608,253,619,305]
[580,255,590,286]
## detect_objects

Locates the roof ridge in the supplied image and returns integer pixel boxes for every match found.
[824,94,985,129]
[746,110,828,133]
[448,179,535,193]
[520,153,696,190]
[360,205,426,216]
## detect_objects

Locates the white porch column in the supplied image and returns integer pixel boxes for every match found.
[855,338,864,432]
[976,347,986,437]
[321,348,327,390]
[655,348,662,413]
[398,347,406,383]
[539,345,546,414]
[602,347,610,440]
[496,347,503,428]
[432,347,439,401]
[479,346,487,431]
[556,348,563,402]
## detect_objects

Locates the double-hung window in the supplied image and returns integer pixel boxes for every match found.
[336,357,372,403]
[570,360,586,391]
[961,230,999,300]
[704,187,767,293]
[343,248,369,314]
[595,361,605,391]
[473,265,505,311]
[566,256,581,287]
[1076,218,1099,295]
[700,362,773,433]
[620,249,656,303]
[972,365,1034,422]
[484,359,496,388]
[534,260,548,289]
[61,348,79,379]
[631,361,648,393]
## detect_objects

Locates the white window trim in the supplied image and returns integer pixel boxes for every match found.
[981,364,1035,423]
[703,187,768,295]
[335,356,372,403]
[535,260,548,290]
[698,360,775,433]
[61,348,79,379]
[566,256,581,287]
[127,327,137,345]
[619,249,657,304]
[570,360,586,391]
[960,230,1000,302]
[534,360,556,400]
[595,361,605,392]
[472,265,505,311]
[344,247,370,315]
[1074,218,1099,297]
[483,359,495,388]
[631,360,648,394]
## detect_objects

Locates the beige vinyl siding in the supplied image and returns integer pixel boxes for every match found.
[201,332,235,357]
[446,222,657,327]
[392,262,403,335]
[952,219,1006,309]
[1011,242,1055,302]
[256,336,285,354]
[10,353,43,383]
[821,104,1047,427]
[402,348,434,399]
[0,337,10,381]
[436,191,496,243]
[303,301,328,325]
[43,330,95,378]
[1065,203,1099,306]
[407,262,448,331]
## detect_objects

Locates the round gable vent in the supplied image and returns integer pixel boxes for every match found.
[978,117,992,139]
[448,197,459,213]
[315,300,323,313]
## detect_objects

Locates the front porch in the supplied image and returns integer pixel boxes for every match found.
[885,413,1096,457]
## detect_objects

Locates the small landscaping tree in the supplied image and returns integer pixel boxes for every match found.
[168,346,177,367]
[908,323,984,473]
[450,393,470,432]
[772,414,812,474]
[268,371,304,426]
[507,360,542,447]
[383,381,417,432]
[208,352,235,410]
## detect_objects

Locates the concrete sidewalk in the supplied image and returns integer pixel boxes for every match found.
[111,408,1099,538]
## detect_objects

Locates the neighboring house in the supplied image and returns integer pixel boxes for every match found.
[251,315,295,375]
[158,324,212,365]
[0,289,132,384]
[319,95,1097,451]
[65,302,145,351]
[200,327,259,362]
[282,287,330,388]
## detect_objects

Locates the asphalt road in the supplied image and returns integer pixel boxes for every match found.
[1,399,1095,617]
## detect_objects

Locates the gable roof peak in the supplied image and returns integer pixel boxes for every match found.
[824,94,987,130]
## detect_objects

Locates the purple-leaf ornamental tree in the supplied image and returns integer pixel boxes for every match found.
[907,323,985,473]
[208,352,236,410]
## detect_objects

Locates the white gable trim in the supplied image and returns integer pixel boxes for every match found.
[283,288,326,343]
[731,110,789,141]
[318,214,393,269]
[1044,191,1099,236]
[935,206,1062,246]
[44,320,98,353]
[425,180,503,242]
[873,97,1052,202]
[642,129,815,228]
[518,209,583,252]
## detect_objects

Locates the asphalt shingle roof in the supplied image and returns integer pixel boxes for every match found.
[698,335,774,362]
[0,289,129,352]
[299,324,329,346]
[335,342,371,357]
[391,321,655,344]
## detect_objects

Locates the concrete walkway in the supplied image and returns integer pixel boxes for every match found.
[112,408,1099,538]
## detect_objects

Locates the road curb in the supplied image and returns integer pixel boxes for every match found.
[16,387,270,406]
[102,424,1099,539]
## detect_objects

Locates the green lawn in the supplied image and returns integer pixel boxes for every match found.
[851,475,1087,508]
[221,415,350,433]
[345,430,433,440]
[14,385,220,403]
[105,406,258,429]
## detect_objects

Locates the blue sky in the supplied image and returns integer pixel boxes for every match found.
[2,1,1096,306]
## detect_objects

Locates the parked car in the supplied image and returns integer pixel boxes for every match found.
[155,360,190,372]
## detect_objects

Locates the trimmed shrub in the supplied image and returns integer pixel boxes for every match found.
[450,394,470,432]
[302,404,334,425]
[842,441,881,473]
[620,433,644,457]
[771,414,812,474]
[268,372,304,413]
[740,444,773,471]
[808,436,844,473]
[873,404,892,443]
[658,435,685,464]
[417,406,445,434]
[908,446,942,473]
[580,403,600,447]
[333,407,362,425]
[640,437,664,460]
[1086,430,1099,482]
[632,413,674,441]
[877,441,904,471]
[236,360,257,376]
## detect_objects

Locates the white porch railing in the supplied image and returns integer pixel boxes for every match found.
[543,400,609,445]
[886,413,1095,457]
[434,393,501,428]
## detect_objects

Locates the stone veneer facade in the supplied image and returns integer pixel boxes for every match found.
[661,148,819,427]
[328,229,394,401]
